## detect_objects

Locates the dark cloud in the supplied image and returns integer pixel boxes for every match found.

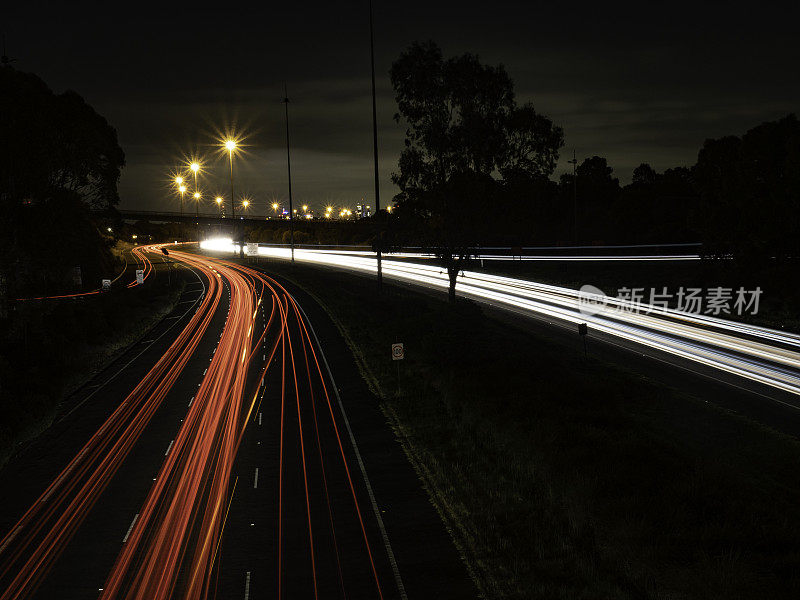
[7,1,799,213]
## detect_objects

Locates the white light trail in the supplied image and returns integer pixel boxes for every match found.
[198,240,800,396]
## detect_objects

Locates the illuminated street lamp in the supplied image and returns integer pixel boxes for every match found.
[223,138,243,257]
[302,204,308,212]
[216,196,223,218]
[272,202,279,215]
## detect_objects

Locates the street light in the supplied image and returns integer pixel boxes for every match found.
[242,199,250,209]
[178,184,187,218]
[216,196,223,218]
[302,204,308,212]
[223,138,243,257]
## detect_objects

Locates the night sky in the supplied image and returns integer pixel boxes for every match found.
[6,1,799,214]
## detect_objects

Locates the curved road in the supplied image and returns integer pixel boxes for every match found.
[0,248,472,599]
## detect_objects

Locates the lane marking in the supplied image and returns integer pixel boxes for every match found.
[258,413,262,426]
[253,468,259,489]
[295,298,409,600]
[122,514,139,543]
[165,440,174,456]
[244,571,251,600]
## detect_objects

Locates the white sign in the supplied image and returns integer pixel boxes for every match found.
[246,243,258,256]
[101,279,111,291]
[135,269,144,284]
[391,343,404,361]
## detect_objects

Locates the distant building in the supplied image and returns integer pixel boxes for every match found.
[356,198,372,218]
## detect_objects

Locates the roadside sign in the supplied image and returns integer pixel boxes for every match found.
[246,243,258,257]
[135,269,144,284]
[72,266,82,287]
[391,343,404,361]
[101,279,111,291]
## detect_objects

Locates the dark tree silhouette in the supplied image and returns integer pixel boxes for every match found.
[631,163,657,187]
[390,41,563,301]
[694,114,800,262]
[558,155,620,244]
[0,67,125,296]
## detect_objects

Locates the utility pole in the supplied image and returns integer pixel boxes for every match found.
[369,0,383,289]
[568,148,578,245]
[282,84,295,263]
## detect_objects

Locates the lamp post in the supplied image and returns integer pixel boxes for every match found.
[282,84,295,263]
[178,184,187,240]
[369,0,383,289]
[568,148,578,245]
[224,139,243,257]
[193,191,201,241]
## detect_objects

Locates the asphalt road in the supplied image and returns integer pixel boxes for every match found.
[0,248,475,599]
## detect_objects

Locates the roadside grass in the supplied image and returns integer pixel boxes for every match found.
[263,259,800,599]
[0,262,185,469]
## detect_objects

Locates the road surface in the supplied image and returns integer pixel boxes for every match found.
[0,248,474,599]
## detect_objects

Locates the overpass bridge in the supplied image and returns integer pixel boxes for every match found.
[109,209,272,225]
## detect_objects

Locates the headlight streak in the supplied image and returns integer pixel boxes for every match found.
[198,241,800,398]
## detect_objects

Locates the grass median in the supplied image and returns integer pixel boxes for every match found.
[262,258,800,600]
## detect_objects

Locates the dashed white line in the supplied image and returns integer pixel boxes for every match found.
[258,413,262,426]
[122,514,139,543]
[188,396,194,407]
[165,440,174,456]
[253,468,259,489]
[243,571,251,600]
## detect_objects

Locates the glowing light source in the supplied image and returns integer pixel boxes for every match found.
[225,140,236,152]
[179,185,187,193]
[302,204,308,212]
[175,176,184,185]
[242,199,250,209]
[190,162,200,173]
[194,192,201,200]
[216,196,223,205]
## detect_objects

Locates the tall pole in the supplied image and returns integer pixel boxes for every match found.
[179,189,185,241]
[282,84,295,263]
[369,0,383,289]
[568,148,578,245]
[193,170,199,241]
[228,150,241,256]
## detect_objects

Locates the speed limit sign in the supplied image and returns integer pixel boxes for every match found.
[391,343,404,361]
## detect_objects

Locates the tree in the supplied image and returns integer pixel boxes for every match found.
[0,67,125,296]
[632,163,657,187]
[694,114,800,262]
[390,41,563,301]
[558,155,620,243]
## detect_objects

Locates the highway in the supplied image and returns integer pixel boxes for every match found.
[0,248,473,599]
[200,241,800,406]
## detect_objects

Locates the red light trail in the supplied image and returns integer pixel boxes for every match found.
[0,248,395,599]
